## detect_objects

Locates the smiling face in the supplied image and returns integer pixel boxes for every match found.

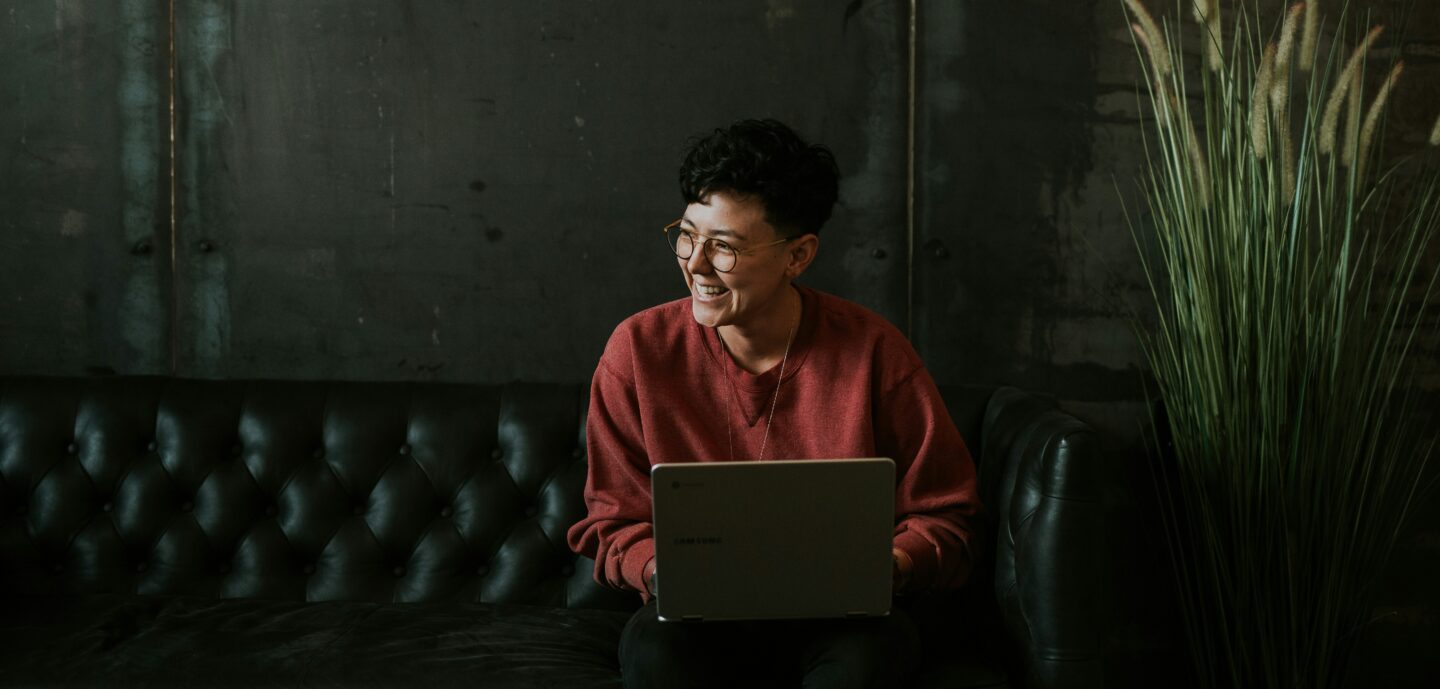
[678,191,809,332]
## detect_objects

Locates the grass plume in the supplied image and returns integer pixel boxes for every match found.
[1125,0,1171,75]
[1356,60,1404,184]
[1318,25,1383,157]
[1193,0,1223,71]
[1271,4,1304,200]
[1344,68,1363,167]
[1301,0,1321,71]
[1252,43,1276,159]
[1271,3,1304,111]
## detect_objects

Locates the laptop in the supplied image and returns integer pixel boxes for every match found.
[650,457,895,622]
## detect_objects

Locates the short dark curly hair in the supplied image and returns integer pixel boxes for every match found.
[678,119,840,237]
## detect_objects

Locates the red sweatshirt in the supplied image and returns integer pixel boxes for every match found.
[566,286,982,600]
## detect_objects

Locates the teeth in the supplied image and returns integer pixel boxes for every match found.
[697,285,728,296]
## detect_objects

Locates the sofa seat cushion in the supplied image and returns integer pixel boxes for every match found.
[0,594,630,688]
[1,594,1008,688]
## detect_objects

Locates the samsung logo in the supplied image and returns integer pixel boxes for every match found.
[673,536,724,545]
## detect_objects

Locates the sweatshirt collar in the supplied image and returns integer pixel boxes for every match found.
[701,285,818,393]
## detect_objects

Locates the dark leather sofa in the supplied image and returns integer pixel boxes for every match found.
[0,376,1109,688]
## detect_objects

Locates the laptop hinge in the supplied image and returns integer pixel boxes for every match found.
[845,611,870,618]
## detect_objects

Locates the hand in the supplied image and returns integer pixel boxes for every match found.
[644,558,658,596]
[891,548,913,593]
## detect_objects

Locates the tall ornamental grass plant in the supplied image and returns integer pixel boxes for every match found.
[1122,1,1440,686]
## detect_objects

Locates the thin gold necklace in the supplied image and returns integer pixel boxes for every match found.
[717,318,797,462]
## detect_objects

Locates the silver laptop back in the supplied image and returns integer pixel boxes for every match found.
[650,458,895,622]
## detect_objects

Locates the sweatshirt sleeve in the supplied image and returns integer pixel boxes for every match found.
[879,364,984,593]
[565,343,656,601]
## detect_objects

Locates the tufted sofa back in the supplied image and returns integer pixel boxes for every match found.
[0,377,634,611]
[1,376,1111,688]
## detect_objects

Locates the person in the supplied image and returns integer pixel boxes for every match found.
[566,119,982,689]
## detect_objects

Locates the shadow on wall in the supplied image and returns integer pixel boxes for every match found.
[916,0,1154,430]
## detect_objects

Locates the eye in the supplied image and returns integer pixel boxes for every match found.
[712,240,737,255]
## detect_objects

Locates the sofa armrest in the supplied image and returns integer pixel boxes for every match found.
[980,387,1108,689]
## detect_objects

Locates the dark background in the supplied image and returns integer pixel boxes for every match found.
[2,0,1436,685]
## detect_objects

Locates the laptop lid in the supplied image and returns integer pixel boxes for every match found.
[650,458,895,622]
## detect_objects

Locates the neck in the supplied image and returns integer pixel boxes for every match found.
[718,285,801,375]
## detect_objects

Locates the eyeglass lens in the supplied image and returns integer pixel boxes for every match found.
[668,227,736,272]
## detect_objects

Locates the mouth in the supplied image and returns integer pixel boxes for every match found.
[693,283,730,300]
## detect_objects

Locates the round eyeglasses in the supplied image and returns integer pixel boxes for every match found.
[662,220,793,273]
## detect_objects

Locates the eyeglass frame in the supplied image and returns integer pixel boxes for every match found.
[662,219,795,273]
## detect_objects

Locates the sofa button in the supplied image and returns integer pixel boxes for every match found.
[352,504,366,516]
[392,566,406,578]
[264,504,277,517]
[303,564,316,575]
[231,444,243,458]
[180,501,194,513]
[51,563,63,574]
[312,448,325,459]
[476,565,489,577]
[14,504,25,516]
[490,448,502,460]
[67,443,78,454]
[218,563,231,575]
[102,501,114,513]
[571,448,583,459]
[523,506,537,518]
[560,564,575,577]
[135,562,148,573]
[439,506,453,518]
[147,441,158,452]
[399,444,411,456]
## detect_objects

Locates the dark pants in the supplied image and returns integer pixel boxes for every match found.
[619,600,920,689]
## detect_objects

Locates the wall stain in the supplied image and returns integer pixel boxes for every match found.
[60,209,87,237]
[842,0,864,33]
[764,0,797,30]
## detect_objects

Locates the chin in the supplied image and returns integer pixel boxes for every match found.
[690,299,728,329]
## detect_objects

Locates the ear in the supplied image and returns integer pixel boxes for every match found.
[784,234,820,279]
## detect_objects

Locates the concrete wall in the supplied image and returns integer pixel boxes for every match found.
[167,0,915,382]
[2,0,1436,685]
[3,0,911,381]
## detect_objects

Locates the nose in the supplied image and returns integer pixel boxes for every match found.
[685,239,715,274]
